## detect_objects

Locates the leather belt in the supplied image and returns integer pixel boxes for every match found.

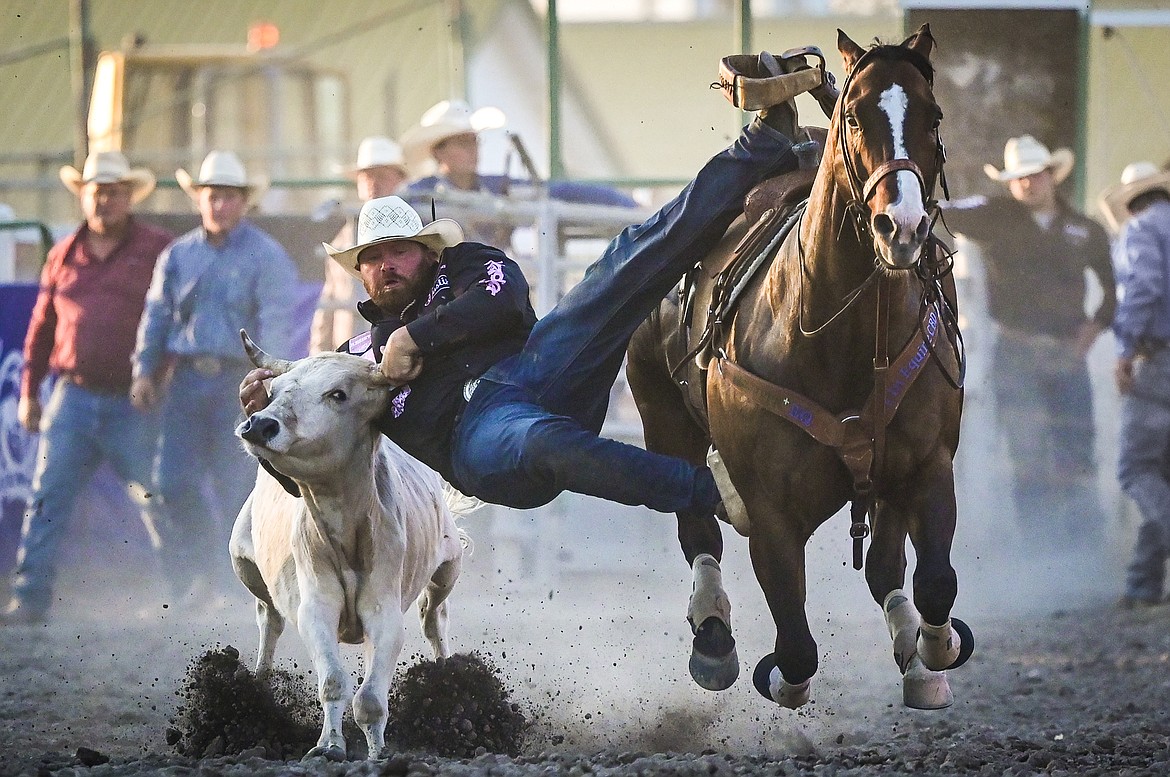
[181,355,246,378]
[1137,337,1170,358]
[63,374,128,396]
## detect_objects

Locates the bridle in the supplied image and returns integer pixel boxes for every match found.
[834,46,950,252]
[796,43,964,386]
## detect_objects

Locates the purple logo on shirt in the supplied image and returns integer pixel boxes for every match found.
[482,260,506,296]
[391,385,411,417]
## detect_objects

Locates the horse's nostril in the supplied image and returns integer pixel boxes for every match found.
[872,213,895,239]
[915,216,930,241]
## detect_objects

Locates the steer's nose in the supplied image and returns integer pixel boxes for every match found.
[239,415,280,444]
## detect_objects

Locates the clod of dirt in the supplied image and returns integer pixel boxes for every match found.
[386,651,529,757]
[169,644,322,760]
[74,747,109,767]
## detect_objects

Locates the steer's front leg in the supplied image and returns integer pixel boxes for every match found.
[354,586,407,759]
[297,589,349,762]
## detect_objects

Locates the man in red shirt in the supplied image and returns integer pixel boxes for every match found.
[2,151,172,625]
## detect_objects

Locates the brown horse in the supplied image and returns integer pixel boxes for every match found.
[626,25,973,710]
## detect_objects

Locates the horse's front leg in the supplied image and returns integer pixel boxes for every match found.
[868,498,951,709]
[867,463,972,709]
[748,509,818,709]
[906,462,973,673]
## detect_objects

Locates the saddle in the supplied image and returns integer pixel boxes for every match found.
[666,161,818,427]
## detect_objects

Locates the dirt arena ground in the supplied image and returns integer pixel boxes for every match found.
[2,492,1168,777]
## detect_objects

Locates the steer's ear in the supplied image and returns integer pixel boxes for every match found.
[240,329,293,375]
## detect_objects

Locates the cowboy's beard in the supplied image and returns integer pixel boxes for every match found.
[365,270,432,319]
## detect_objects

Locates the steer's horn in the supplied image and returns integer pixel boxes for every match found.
[367,361,396,387]
[240,329,293,374]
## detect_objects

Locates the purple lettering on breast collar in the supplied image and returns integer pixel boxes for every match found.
[788,404,814,427]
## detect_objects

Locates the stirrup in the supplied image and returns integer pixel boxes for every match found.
[708,447,750,536]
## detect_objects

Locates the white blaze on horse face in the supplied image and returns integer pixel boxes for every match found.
[878,84,925,215]
[873,83,928,267]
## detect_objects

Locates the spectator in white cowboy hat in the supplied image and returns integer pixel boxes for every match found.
[1100,161,1170,608]
[942,134,1116,550]
[130,149,297,603]
[2,151,173,626]
[349,135,409,202]
[401,99,637,220]
[312,137,411,353]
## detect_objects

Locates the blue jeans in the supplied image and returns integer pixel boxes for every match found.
[992,331,1105,545]
[451,120,796,512]
[153,361,256,591]
[10,380,160,612]
[1118,349,1170,601]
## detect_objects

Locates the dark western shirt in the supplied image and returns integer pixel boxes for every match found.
[943,194,1116,338]
[338,241,537,482]
[21,218,173,398]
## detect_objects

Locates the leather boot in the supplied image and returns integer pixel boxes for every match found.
[755,52,799,139]
[808,69,840,119]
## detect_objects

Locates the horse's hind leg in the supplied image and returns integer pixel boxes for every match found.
[626,339,736,690]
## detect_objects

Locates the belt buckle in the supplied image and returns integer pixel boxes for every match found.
[191,356,222,377]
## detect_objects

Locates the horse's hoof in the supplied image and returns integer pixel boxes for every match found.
[947,617,975,670]
[689,617,739,690]
[303,744,347,762]
[752,653,811,709]
[902,659,953,710]
[917,616,976,672]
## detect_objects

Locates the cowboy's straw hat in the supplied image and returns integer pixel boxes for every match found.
[324,195,464,278]
[400,100,506,172]
[59,150,156,204]
[344,136,407,177]
[175,150,267,205]
[983,135,1074,184]
[1098,161,1170,233]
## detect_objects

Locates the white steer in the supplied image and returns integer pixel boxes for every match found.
[230,331,465,761]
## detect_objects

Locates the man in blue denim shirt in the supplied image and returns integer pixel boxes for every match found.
[132,150,297,599]
[1102,162,1170,608]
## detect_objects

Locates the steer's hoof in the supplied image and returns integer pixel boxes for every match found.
[752,653,811,709]
[689,617,739,690]
[303,743,347,762]
[902,658,953,710]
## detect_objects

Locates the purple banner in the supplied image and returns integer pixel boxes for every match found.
[0,283,38,573]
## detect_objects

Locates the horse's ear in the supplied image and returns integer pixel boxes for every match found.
[837,29,866,73]
[902,23,935,61]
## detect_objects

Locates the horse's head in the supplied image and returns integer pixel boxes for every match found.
[832,25,943,271]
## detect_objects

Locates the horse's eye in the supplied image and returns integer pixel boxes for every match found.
[326,389,348,402]
[844,113,860,130]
